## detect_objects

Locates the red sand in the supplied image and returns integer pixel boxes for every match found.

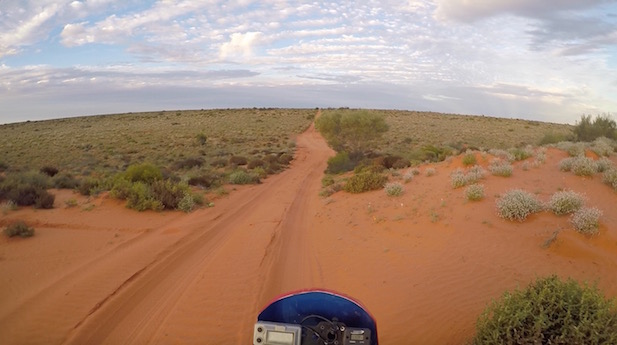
[1,121,616,344]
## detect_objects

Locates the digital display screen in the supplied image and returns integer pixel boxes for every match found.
[351,334,365,341]
[266,330,294,344]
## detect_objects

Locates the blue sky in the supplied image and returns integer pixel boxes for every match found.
[1,0,616,124]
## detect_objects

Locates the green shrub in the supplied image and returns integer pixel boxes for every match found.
[326,151,356,174]
[6,185,41,206]
[571,207,603,235]
[573,114,617,142]
[462,152,477,166]
[40,166,59,177]
[229,170,260,184]
[2,171,50,190]
[548,190,584,215]
[472,275,617,344]
[178,193,196,213]
[125,181,163,211]
[539,131,573,145]
[315,110,389,153]
[384,182,404,196]
[496,189,543,221]
[322,175,335,187]
[603,168,617,190]
[79,177,106,196]
[53,173,80,189]
[210,158,227,168]
[124,163,162,183]
[489,159,513,177]
[344,171,387,193]
[187,173,220,188]
[465,184,484,201]
[4,221,35,238]
[509,147,533,161]
[149,180,188,209]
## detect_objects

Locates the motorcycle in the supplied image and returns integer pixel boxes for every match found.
[253,290,377,345]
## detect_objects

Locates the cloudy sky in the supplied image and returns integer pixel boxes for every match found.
[1,0,616,124]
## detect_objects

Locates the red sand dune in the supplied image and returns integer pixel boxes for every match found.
[1,120,616,345]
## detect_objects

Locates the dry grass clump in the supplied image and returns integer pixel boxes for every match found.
[489,159,513,177]
[496,189,543,221]
[571,207,603,235]
[384,182,405,197]
[548,190,584,216]
[596,157,613,173]
[591,137,615,157]
[559,156,597,176]
[462,151,477,166]
[451,165,487,188]
[425,167,436,177]
[603,168,617,190]
[465,184,485,201]
[4,221,35,238]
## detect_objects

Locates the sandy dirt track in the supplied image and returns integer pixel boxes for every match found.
[1,115,617,344]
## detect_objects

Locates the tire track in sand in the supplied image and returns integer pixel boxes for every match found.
[52,113,333,344]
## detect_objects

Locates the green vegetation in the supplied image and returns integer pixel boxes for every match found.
[4,221,35,238]
[462,152,477,166]
[315,109,389,154]
[548,190,584,216]
[496,189,543,222]
[0,171,55,209]
[228,170,260,185]
[465,184,485,201]
[326,151,356,174]
[384,182,404,197]
[489,159,513,177]
[573,114,616,142]
[571,207,603,235]
[473,275,617,344]
[344,171,387,194]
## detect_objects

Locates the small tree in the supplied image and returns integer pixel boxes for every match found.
[573,114,617,142]
[315,110,389,154]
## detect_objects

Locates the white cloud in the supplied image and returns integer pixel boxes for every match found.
[219,32,263,60]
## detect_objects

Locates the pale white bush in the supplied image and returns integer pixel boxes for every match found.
[571,207,602,235]
[496,189,543,222]
[384,182,404,196]
[548,190,584,216]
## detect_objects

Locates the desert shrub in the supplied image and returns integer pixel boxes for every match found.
[34,190,55,209]
[489,159,513,177]
[65,199,78,208]
[488,149,515,162]
[322,175,335,187]
[0,161,7,172]
[196,132,207,146]
[247,158,266,169]
[462,152,477,166]
[210,158,227,168]
[40,166,59,177]
[603,168,617,190]
[2,171,50,190]
[4,221,35,238]
[465,165,486,184]
[539,131,573,145]
[535,150,547,164]
[178,193,196,213]
[278,154,293,165]
[53,173,80,189]
[187,173,220,188]
[125,182,163,211]
[573,114,617,142]
[174,157,204,170]
[570,156,597,176]
[402,170,414,183]
[229,170,260,185]
[496,189,543,221]
[326,151,356,174]
[559,157,574,172]
[315,110,389,153]
[79,177,106,196]
[124,163,163,183]
[149,180,188,209]
[320,182,343,197]
[1,200,17,213]
[450,169,467,189]
[419,144,453,162]
[344,171,387,193]
[264,154,279,164]
[509,147,533,161]
[548,190,584,215]
[465,184,485,201]
[571,207,603,235]
[384,182,404,196]
[392,158,411,169]
[596,157,613,173]
[266,162,282,174]
[229,156,248,166]
[425,167,436,176]
[591,137,615,157]
[252,167,268,179]
[472,275,617,344]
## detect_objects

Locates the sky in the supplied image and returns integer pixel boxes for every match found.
[1,0,616,124]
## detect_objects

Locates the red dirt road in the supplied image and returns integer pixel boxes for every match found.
[1,117,617,344]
